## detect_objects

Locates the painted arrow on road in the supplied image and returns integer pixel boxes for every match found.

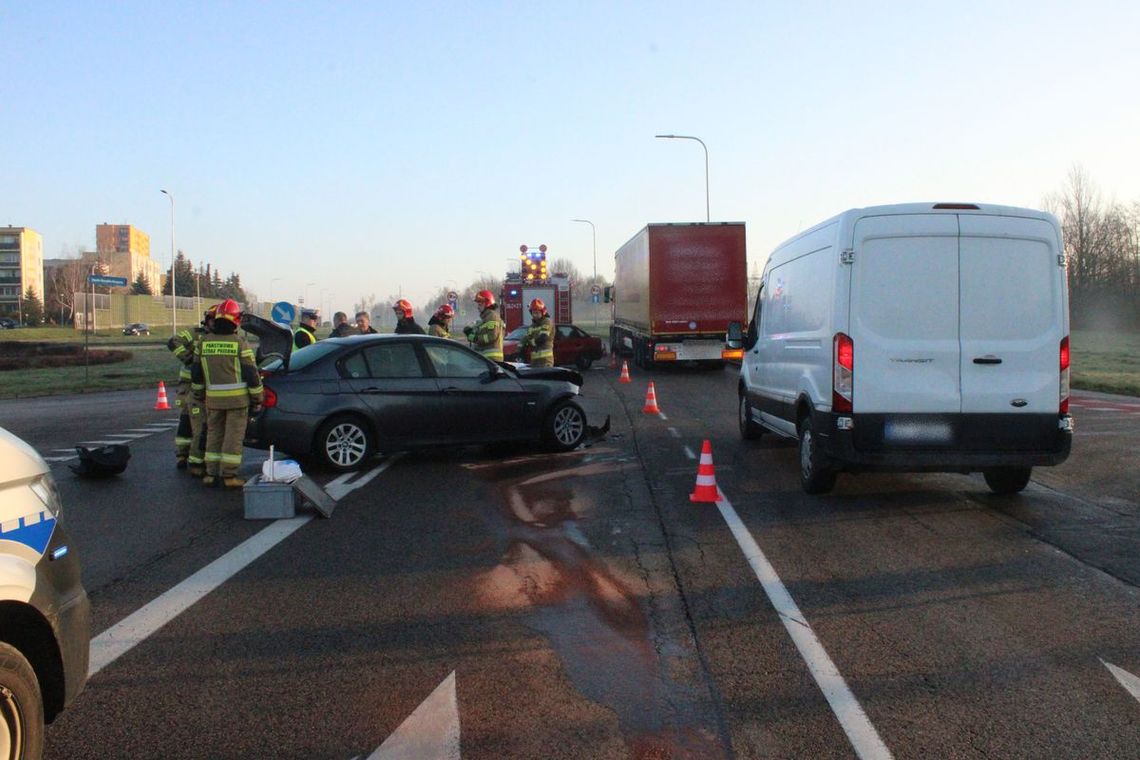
[1101,659,1140,704]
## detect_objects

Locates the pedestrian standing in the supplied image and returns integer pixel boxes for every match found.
[393,299,425,334]
[522,298,555,367]
[464,290,503,361]
[186,304,217,477]
[192,299,263,489]
[295,308,319,348]
[329,311,356,338]
[355,311,378,334]
[428,304,454,338]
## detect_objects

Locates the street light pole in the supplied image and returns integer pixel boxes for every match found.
[655,134,710,222]
[571,218,597,328]
[160,189,176,334]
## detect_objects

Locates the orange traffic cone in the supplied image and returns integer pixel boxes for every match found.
[642,381,661,415]
[689,440,720,503]
[154,380,171,410]
[619,360,632,383]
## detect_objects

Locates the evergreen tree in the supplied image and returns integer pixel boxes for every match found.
[22,285,43,326]
[162,251,195,296]
[131,272,153,295]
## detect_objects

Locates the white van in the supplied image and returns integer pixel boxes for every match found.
[736,202,1073,495]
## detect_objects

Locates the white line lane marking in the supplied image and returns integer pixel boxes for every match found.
[88,516,313,678]
[657,412,668,421]
[714,491,893,760]
[668,427,681,439]
[683,446,696,460]
[1102,659,1140,704]
[368,671,460,760]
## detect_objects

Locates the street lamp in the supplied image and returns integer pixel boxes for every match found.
[160,189,176,334]
[571,218,597,327]
[655,134,710,222]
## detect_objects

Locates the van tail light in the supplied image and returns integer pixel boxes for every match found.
[1059,336,1070,414]
[262,386,278,409]
[833,332,854,413]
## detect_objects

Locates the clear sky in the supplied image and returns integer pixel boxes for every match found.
[4,1,1138,317]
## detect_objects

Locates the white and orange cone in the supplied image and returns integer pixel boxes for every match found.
[619,360,632,384]
[154,380,171,410]
[689,439,720,503]
[642,381,661,415]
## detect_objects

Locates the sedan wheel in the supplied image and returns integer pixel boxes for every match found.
[0,642,43,760]
[544,401,586,451]
[316,416,374,471]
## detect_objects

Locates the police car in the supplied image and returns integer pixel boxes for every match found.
[0,427,90,757]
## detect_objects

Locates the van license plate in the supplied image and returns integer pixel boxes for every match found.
[884,420,953,444]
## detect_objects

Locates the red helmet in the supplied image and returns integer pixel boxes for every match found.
[394,298,413,318]
[474,289,496,308]
[205,303,219,319]
[528,298,547,314]
[216,298,242,326]
[435,303,455,318]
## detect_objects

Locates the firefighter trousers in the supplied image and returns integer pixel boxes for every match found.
[204,406,249,478]
[188,401,207,468]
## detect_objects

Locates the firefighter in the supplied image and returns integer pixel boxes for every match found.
[463,289,504,361]
[186,304,218,477]
[295,308,319,348]
[427,304,454,338]
[522,298,555,367]
[191,299,263,489]
[393,299,425,334]
[167,315,203,468]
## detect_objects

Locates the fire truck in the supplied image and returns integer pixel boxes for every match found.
[500,244,572,332]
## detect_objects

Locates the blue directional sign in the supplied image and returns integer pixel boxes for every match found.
[271,301,296,325]
[87,275,128,287]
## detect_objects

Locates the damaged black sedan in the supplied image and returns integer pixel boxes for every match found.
[242,315,599,471]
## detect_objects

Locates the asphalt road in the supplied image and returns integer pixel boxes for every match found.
[1,372,1137,759]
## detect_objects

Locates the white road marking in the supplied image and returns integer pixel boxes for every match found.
[657,412,668,421]
[368,671,460,760]
[683,446,696,460]
[53,448,79,453]
[325,454,404,500]
[1102,659,1140,704]
[88,516,313,677]
[668,427,681,439]
[714,491,893,759]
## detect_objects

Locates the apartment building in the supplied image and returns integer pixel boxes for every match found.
[95,223,164,291]
[0,226,44,315]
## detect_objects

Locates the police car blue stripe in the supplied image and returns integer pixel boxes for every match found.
[0,511,56,555]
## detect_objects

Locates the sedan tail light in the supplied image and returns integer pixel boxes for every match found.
[262,386,278,408]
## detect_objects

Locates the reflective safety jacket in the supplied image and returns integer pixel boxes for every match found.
[294,324,317,349]
[524,316,554,364]
[472,307,504,361]
[167,327,204,405]
[191,333,263,410]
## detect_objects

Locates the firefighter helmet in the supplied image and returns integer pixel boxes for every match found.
[435,303,455,318]
[474,289,496,308]
[528,298,547,315]
[216,298,242,326]
[393,298,413,318]
[205,303,219,319]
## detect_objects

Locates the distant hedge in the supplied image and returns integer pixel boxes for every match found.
[0,342,130,371]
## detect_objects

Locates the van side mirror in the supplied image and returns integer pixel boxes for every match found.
[725,321,744,349]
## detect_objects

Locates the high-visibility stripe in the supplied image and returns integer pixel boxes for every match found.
[206,388,252,398]
[207,382,247,391]
[204,453,223,462]
[221,454,242,464]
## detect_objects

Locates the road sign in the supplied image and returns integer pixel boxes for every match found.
[447,291,458,302]
[592,293,600,303]
[590,284,602,296]
[87,275,128,287]
[271,301,296,325]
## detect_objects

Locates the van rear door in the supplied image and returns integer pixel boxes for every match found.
[958,215,1064,414]
[849,214,961,413]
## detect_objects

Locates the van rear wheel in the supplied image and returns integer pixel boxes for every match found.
[983,466,1032,495]
[739,393,762,440]
[798,417,836,494]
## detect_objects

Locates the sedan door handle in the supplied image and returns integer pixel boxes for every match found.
[973,355,1002,365]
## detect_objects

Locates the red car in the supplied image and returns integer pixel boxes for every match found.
[504,324,605,370]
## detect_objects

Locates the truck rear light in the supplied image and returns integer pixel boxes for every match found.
[262,387,278,409]
[1059,335,1070,414]
[833,332,853,413]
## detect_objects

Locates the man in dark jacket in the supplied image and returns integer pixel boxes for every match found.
[329,311,357,338]
[294,309,319,348]
[393,299,425,334]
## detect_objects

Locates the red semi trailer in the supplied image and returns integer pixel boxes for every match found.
[610,222,747,368]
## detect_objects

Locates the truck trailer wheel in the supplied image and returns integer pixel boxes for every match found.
[983,467,1032,495]
[798,418,837,494]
